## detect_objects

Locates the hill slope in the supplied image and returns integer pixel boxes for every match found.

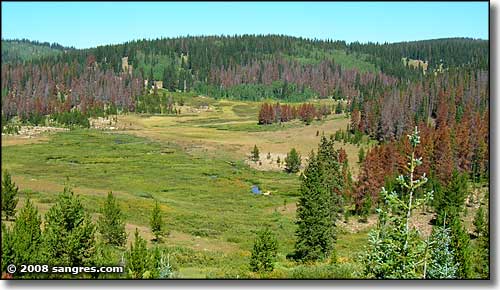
[1,39,73,63]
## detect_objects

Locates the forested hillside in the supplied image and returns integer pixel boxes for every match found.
[348,38,489,77]
[1,39,72,64]
[1,35,488,118]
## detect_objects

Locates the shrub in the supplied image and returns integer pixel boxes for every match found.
[51,110,90,128]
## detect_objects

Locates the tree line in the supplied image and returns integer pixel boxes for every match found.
[258,102,343,125]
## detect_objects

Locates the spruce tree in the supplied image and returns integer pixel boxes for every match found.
[42,187,96,268]
[363,127,434,278]
[426,219,458,279]
[284,148,301,173]
[2,170,19,221]
[150,200,164,242]
[98,191,127,247]
[251,145,260,162]
[249,227,278,272]
[293,135,345,262]
[293,151,334,261]
[316,135,344,235]
[149,246,175,279]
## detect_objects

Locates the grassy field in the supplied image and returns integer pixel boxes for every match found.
[115,95,363,175]
[2,96,374,278]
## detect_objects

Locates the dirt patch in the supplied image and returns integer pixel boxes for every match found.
[2,125,68,138]
[341,209,435,237]
[269,202,297,216]
[2,126,67,147]
[341,214,379,234]
[2,135,51,147]
[180,105,213,114]
[90,117,119,130]
[269,201,437,237]
[168,231,239,253]
[463,185,489,234]
[125,223,155,246]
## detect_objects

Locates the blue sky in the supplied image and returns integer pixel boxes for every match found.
[1,1,489,49]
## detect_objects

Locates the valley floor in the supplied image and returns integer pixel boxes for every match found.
[1,98,488,278]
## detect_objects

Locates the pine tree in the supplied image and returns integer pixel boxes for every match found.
[9,199,42,276]
[449,215,472,278]
[1,223,14,274]
[354,143,401,214]
[126,229,150,279]
[251,145,260,162]
[350,108,361,133]
[150,200,164,242]
[358,147,365,163]
[335,102,343,114]
[91,241,120,279]
[363,127,433,278]
[472,206,489,278]
[454,115,472,172]
[249,227,278,272]
[284,148,301,173]
[471,134,487,182]
[359,194,372,223]
[433,125,454,185]
[434,170,468,224]
[293,151,334,261]
[42,187,96,268]
[258,103,275,125]
[2,170,19,221]
[473,206,486,238]
[341,156,354,205]
[98,191,127,247]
